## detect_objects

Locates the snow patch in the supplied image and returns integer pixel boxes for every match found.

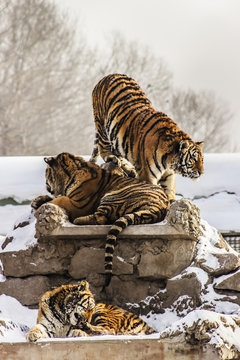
[0,295,37,342]
[0,209,37,253]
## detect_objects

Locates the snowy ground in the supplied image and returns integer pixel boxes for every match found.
[0,153,240,352]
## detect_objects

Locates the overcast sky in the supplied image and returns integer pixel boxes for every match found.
[57,0,240,150]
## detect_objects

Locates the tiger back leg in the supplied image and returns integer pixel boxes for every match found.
[89,132,99,163]
[79,322,115,335]
[92,120,136,177]
[73,212,108,225]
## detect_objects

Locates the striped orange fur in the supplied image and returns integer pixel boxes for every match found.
[32,152,169,287]
[26,280,155,341]
[90,74,204,201]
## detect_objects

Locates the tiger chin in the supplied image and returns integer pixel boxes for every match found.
[26,280,155,342]
[32,152,169,288]
[90,73,204,202]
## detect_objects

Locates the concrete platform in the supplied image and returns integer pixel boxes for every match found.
[48,222,196,240]
[0,337,219,360]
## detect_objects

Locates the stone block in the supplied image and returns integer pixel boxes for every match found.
[0,238,76,277]
[214,269,240,292]
[0,276,50,306]
[197,253,240,277]
[68,247,133,279]
[164,272,203,311]
[137,239,196,279]
[103,277,150,307]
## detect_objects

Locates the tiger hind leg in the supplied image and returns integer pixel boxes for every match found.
[91,127,136,177]
[80,322,116,335]
[89,132,99,163]
[73,212,108,225]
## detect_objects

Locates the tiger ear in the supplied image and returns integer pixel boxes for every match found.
[196,141,204,150]
[44,156,54,165]
[79,280,88,291]
[179,140,189,153]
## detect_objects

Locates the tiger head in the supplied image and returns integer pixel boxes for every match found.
[176,140,204,179]
[64,281,95,326]
[44,152,99,197]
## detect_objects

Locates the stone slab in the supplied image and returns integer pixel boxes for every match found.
[0,338,219,360]
[46,222,198,240]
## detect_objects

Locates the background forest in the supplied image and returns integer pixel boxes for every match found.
[0,0,235,156]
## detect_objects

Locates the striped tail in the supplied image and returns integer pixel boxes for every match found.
[104,215,134,288]
[90,132,99,162]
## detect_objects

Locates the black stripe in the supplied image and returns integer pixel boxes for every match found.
[115,220,127,228]
[41,308,57,329]
[146,158,157,179]
[108,228,120,237]
[106,238,116,246]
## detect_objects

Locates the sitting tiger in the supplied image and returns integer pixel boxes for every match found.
[32,152,169,287]
[90,73,204,202]
[26,280,155,342]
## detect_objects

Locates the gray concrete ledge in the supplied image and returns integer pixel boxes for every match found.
[48,221,197,241]
[0,337,219,360]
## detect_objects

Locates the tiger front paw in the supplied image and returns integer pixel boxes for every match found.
[122,166,137,178]
[105,155,121,167]
[35,203,68,237]
[120,159,137,178]
[31,195,53,210]
[68,329,89,337]
[26,325,48,342]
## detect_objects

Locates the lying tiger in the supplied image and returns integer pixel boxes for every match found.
[90,73,204,202]
[26,280,155,342]
[32,152,169,287]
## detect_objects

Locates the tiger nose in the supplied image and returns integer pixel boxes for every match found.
[74,312,81,320]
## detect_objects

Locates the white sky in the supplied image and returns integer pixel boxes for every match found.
[57,0,240,148]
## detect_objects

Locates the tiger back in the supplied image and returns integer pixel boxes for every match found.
[90,73,204,202]
[26,280,155,341]
[32,152,169,287]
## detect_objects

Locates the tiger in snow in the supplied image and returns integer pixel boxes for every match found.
[26,280,155,342]
[32,152,169,287]
[90,73,204,202]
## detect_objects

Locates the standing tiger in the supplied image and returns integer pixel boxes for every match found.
[90,73,204,202]
[26,280,155,342]
[32,152,169,287]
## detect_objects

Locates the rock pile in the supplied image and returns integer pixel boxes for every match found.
[0,199,240,358]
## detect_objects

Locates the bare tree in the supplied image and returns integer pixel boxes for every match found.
[0,4,234,156]
[168,89,232,152]
[95,34,233,152]
[97,34,173,109]
[0,0,96,155]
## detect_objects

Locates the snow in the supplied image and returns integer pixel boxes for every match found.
[176,153,240,198]
[0,205,31,236]
[0,153,240,353]
[160,310,240,354]
[0,209,37,252]
[0,156,46,203]
[0,153,239,236]
[0,295,37,342]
